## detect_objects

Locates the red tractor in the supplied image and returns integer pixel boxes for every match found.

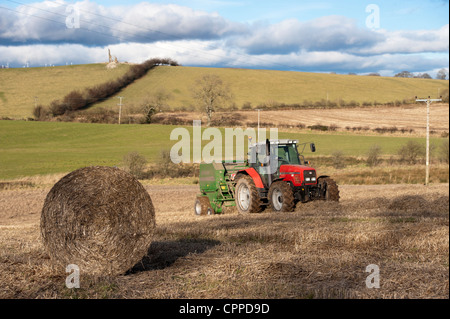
[196,139,339,215]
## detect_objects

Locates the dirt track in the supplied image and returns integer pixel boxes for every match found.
[0,183,448,299]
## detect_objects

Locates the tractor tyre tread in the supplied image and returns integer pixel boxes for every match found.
[322,177,340,202]
[268,181,295,212]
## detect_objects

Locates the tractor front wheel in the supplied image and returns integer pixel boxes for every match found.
[318,177,340,202]
[268,181,295,212]
[235,175,262,214]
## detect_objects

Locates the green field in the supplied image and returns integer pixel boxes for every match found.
[0,64,130,118]
[0,120,444,179]
[1,64,448,119]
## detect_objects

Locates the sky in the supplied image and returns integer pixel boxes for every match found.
[0,0,448,77]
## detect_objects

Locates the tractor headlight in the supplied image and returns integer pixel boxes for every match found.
[311,177,316,182]
[305,177,311,182]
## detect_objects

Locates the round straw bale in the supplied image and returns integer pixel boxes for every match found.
[40,166,155,276]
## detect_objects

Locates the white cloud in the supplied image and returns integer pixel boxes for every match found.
[0,1,245,45]
[0,1,448,74]
[230,16,383,54]
[0,39,447,77]
[356,24,449,55]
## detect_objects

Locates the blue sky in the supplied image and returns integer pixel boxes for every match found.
[7,0,447,29]
[0,0,448,77]
[152,0,449,30]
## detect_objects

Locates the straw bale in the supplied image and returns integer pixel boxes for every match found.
[40,166,155,276]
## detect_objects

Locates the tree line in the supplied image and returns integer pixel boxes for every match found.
[356,68,448,79]
[394,68,448,80]
[33,58,179,120]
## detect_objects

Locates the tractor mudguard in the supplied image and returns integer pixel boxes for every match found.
[238,167,265,189]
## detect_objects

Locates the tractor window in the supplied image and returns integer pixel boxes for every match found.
[278,145,300,165]
[278,147,286,161]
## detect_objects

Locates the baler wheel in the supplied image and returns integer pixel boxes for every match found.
[194,196,213,215]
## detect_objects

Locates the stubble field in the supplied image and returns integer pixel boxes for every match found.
[160,103,450,136]
[0,182,448,299]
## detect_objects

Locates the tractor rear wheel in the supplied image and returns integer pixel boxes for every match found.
[194,196,213,215]
[268,181,295,212]
[319,177,340,202]
[235,175,262,214]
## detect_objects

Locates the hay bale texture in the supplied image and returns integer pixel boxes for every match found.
[40,166,155,276]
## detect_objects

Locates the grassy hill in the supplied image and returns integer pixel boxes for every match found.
[0,64,448,118]
[92,66,449,111]
[0,63,131,118]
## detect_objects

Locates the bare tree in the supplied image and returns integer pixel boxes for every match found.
[394,71,413,78]
[141,89,172,124]
[416,73,432,79]
[192,74,232,126]
[436,68,448,80]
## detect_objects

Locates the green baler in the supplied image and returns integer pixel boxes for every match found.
[195,161,247,215]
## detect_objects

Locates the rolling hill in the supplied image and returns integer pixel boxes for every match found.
[0,63,131,118]
[91,65,449,111]
[0,63,448,118]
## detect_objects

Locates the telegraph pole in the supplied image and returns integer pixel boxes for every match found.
[32,97,38,122]
[415,96,442,186]
[117,96,123,125]
[255,109,261,142]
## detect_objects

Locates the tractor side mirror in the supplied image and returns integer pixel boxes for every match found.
[266,139,271,156]
[310,143,316,152]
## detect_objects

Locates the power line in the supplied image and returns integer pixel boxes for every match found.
[0,4,223,66]
[0,5,122,42]
[1,0,302,71]
[13,0,192,42]
[8,0,259,65]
